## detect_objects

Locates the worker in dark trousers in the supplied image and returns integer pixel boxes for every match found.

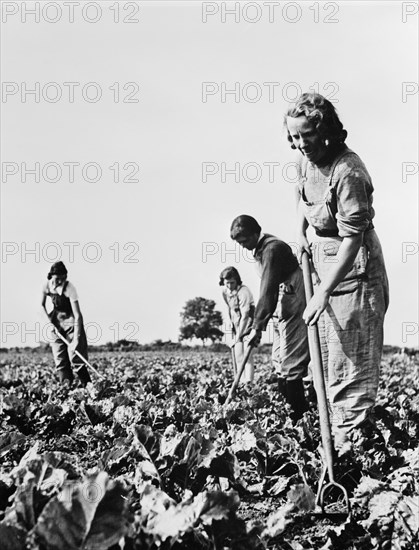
[41,261,91,387]
[230,215,309,420]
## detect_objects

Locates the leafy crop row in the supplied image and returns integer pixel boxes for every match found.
[0,349,418,549]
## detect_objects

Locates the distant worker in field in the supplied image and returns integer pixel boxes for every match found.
[41,261,91,387]
[219,266,255,383]
[230,215,309,420]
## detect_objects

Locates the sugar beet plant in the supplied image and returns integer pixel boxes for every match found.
[0,348,418,549]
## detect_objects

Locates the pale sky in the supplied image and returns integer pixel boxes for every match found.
[1,1,418,348]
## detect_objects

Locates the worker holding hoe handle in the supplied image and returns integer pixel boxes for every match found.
[41,261,91,387]
[230,215,310,420]
[285,92,389,452]
[219,266,255,384]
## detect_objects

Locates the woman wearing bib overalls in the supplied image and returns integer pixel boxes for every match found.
[285,93,389,451]
[41,261,91,387]
[219,266,255,383]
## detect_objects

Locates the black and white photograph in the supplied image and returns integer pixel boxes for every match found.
[1,1,418,548]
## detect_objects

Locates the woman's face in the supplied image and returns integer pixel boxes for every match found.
[286,115,328,165]
[224,278,238,291]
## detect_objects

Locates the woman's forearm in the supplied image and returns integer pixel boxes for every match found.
[74,314,83,341]
[42,306,51,323]
[71,300,83,342]
[41,295,52,323]
[296,199,308,238]
[296,200,310,259]
[236,312,251,340]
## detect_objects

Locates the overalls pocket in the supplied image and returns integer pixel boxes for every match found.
[319,239,369,295]
[276,269,305,320]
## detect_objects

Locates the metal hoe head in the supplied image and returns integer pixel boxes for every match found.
[315,464,351,518]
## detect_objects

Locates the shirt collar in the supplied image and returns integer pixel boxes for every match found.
[253,232,265,257]
[226,283,242,296]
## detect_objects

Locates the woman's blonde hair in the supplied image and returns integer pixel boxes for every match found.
[285,92,347,149]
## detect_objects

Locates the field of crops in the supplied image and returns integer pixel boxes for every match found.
[0,348,418,549]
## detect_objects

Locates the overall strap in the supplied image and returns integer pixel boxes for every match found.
[297,157,309,196]
[299,147,354,197]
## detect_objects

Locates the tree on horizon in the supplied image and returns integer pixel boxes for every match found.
[179,297,223,346]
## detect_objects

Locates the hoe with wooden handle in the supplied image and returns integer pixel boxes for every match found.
[54,329,104,379]
[224,344,254,408]
[301,250,350,518]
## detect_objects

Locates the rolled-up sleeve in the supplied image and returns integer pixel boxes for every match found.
[335,157,373,238]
